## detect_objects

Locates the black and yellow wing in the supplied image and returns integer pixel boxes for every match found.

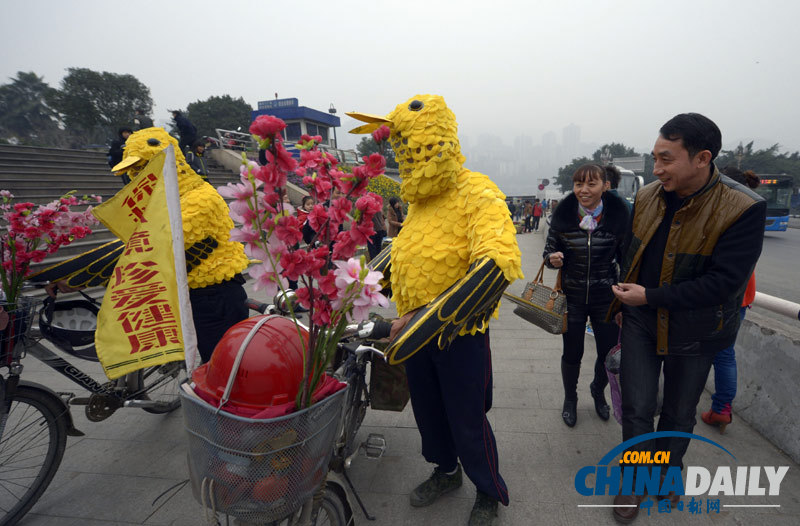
[27,239,125,288]
[385,257,509,365]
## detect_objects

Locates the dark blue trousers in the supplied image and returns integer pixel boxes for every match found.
[620,306,716,469]
[404,330,509,505]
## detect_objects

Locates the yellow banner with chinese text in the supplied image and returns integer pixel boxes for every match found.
[93,152,185,379]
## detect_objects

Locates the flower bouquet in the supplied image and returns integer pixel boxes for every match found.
[218,116,391,409]
[0,190,101,359]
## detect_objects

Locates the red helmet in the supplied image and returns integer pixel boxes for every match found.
[192,316,309,409]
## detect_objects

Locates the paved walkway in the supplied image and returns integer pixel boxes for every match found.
[19,223,800,525]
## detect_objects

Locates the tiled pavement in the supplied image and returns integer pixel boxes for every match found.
[17,223,800,525]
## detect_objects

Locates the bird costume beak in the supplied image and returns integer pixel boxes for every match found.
[111,156,142,174]
[346,111,391,134]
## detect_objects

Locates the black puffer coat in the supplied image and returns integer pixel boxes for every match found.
[543,192,629,306]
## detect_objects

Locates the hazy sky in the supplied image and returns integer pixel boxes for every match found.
[2,0,800,155]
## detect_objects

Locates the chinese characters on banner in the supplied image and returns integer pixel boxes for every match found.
[92,149,193,379]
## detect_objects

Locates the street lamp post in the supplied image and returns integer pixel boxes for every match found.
[735,142,745,169]
[329,103,337,149]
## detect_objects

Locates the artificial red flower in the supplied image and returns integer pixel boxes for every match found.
[331,230,357,260]
[328,198,351,225]
[250,115,287,139]
[372,125,391,144]
[275,215,303,246]
[280,249,308,282]
[364,153,387,178]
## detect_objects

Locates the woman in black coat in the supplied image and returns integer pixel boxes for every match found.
[543,164,630,427]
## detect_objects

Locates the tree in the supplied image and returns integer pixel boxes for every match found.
[185,95,253,139]
[51,67,152,144]
[716,142,800,185]
[0,71,64,146]
[356,136,398,168]
[555,143,639,193]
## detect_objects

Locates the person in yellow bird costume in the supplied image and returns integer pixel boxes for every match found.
[349,95,522,526]
[33,128,250,363]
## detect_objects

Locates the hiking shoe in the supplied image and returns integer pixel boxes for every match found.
[409,464,463,507]
[468,491,499,526]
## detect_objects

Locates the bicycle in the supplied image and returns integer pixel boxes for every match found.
[0,291,187,526]
[194,297,394,526]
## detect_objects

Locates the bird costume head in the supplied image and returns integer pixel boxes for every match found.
[112,127,203,191]
[348,94,466,203]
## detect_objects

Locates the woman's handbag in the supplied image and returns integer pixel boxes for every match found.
[504,260,568,334]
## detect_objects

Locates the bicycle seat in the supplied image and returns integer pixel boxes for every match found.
[39,298,100,362]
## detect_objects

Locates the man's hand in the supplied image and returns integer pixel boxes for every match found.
[45,280,85,298]
[612,283,647,306]
[389,309,419,342]
[548,251,564,268]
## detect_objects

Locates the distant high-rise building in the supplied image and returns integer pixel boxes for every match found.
[562,123,580,159]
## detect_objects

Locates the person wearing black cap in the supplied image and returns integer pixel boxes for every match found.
[186,139,209,181]
[108,127,133,185]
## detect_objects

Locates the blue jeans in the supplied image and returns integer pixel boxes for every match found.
[710,307,747,414]
[620,306,716,469]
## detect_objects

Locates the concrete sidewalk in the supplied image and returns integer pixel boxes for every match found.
[19,224,800,525]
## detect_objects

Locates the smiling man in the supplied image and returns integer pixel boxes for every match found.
[609,113,766,523]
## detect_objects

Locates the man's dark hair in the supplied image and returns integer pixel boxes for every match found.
[605,165,621,189]
[191,138,206,150]
[659,113,722,160]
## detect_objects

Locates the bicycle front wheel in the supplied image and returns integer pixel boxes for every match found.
[130,361,186,414]
[312,492,347,526]
[0,385,68,526]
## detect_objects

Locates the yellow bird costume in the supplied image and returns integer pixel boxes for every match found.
[349,95,523,364]
[349,95,521,512]
[32,128,249,288]
[31,128,250,362]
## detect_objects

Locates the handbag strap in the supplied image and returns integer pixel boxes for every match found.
[534,260,546,284]
[554,269,564,292]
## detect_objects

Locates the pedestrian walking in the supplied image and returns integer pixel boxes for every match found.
[171,110,197,154]
[543,164,629,427]
[609,113,766,523]
[700,166,761,433]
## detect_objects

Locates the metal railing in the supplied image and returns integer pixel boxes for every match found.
[213,128,256,152]
[752,292,800,322]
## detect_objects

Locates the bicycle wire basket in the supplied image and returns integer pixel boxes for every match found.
[181,385,347,523]
[1,297,39,364]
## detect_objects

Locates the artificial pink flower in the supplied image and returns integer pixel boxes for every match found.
[280,249,308,282]
[372,125,391,144]
[364,153,387,178]
[307,204,328,234]
[349,220,374,245]
[306,246,329,279]
[250,115,286,139]
[331,231,358,260]
[274,142,298,173]
[254,158,287,188]
[229,224,261,244]
[328,198,351,225]
[333,258,362,290]
[317,272,338,297]
[355,193,383,215]
[294,286,314,308]
[248,262,284,297]
[218,181,255,201]
[311,299,332,326]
